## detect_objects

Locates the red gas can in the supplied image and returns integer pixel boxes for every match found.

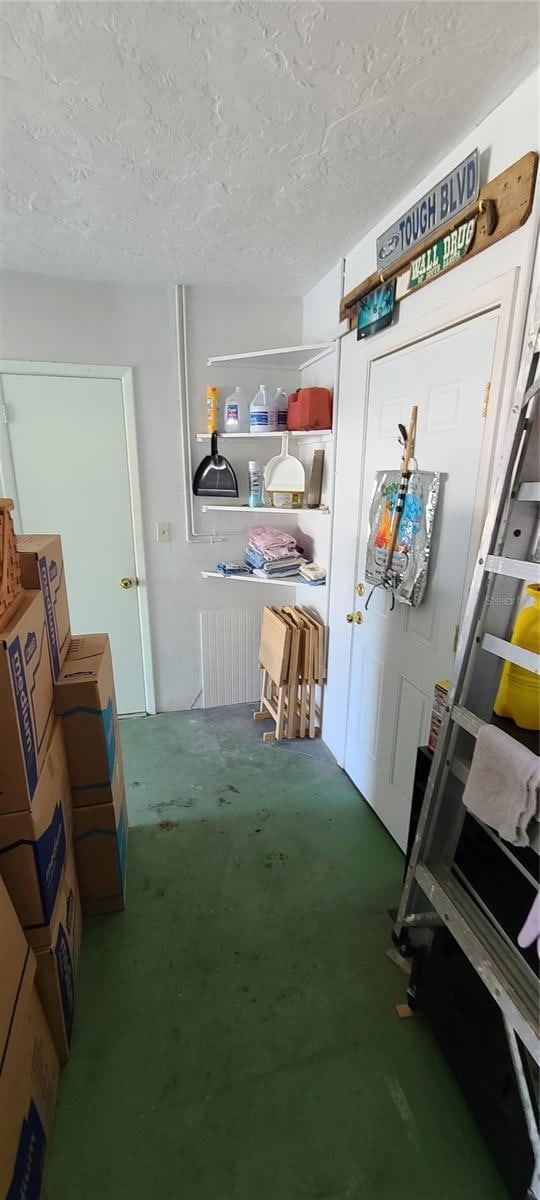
[286,387,333,432]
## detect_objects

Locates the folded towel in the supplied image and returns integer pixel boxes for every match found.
[253,567,301,580]
[462,724,540,846]
[247,526,297,559]
[216,561,253,576]
[245,546,301,571]
[298,562,327,585]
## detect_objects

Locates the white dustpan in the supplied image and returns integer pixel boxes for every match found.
[264,435,305,494]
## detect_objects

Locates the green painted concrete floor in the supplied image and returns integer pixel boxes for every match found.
[46,706,507,1200]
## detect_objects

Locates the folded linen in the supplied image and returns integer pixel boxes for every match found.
[298,562,326,586]
[462,723,540,847]
[245,545,301,571]
[216,561,253,576]
[247,526,297,560]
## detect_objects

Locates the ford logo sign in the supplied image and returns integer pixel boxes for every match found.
[379,234,400,260]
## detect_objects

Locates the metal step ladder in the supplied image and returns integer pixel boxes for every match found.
[394,284,540,1196]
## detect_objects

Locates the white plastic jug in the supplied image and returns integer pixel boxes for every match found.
[223,386,250,433]
[273,387,289,430]
[250,385,276,432]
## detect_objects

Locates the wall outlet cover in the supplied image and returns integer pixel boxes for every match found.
[156,522,170,543]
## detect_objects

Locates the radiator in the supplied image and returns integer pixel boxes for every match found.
[200,609,262,707]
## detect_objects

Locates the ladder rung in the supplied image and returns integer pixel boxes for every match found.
[522,379,540,408]
[485,555,540,583]
[415,864,540,1063]
[450,756,470,786]
[482,632,540,675]
[464,815,540,891]
[517,481,540,502]
[452,705,483,737]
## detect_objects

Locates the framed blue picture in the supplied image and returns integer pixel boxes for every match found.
[357,279,396,340]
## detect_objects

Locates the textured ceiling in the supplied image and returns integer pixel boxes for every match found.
[0,1,538,292]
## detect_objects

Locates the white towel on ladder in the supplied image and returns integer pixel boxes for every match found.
[462,724,540,847]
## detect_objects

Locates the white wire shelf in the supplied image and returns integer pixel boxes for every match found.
[206,342,334,372]
[194,429,333,442]
[200,503,330,515]
[201,571,300,587]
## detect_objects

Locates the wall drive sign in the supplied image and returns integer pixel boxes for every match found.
[396,217,477,299]
[376,150,479,271]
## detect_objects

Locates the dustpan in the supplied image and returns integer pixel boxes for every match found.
[264,435,305,496]
[193,433,239,498]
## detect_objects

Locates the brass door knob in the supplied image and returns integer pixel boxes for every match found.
[346,611,363,624]
[356,583,365,597]
[120,577,134,589]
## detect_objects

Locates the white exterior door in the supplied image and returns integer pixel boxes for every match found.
[343,313,499,850]
[0,369,147,715]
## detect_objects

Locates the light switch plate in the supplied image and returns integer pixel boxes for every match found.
[156,522,170,543]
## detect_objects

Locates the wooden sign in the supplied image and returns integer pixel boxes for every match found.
[396,217,476,298]
[376,150,479,270]
[340,152,538,328]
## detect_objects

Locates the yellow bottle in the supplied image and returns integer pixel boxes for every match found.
[494,583,540,730]
[206,387,219,434]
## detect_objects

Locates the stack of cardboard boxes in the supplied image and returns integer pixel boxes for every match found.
[56,633,128,918]
[0,518,128,1194]
[0,877,60,1198]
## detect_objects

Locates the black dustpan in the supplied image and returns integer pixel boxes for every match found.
[193,432,239,498]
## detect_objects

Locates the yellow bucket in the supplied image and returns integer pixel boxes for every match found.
[494,583,540,730]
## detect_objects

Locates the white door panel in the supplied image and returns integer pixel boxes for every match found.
[1,371,146,715]
[344,313,499,849]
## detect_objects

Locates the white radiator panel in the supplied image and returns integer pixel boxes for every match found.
[200,609,262,707]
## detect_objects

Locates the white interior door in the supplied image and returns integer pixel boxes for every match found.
[344,313,499,850]
[0,369,147,715]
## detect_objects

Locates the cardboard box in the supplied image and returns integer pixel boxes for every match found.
[0,979,60,1200]
[36,841,82,1063]
[17,534,71,680]
[0,590,55,814]
[73,762,128,917]
[0,875,36,1049]
[0,875,58,1200]
[0,720,71,949]
[54,633,122,807]
[429,679,450,752]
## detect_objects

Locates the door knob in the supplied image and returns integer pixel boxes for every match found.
[120,577,134,589]
[356,583,365,597]
[346,611,363,624]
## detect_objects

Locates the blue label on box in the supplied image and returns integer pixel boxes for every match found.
[24,632,37,664]
[62,697,116,788]
[34,803,66,924]
[116,807,127,891]
[38,554,60,679]
[55,921,75,1042]
[102,698,116,779]
[8,637,38,799]
[65,887,74,935]
[7,1100,46,1200]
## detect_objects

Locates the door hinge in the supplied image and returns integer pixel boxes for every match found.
[481,382,491,418]
[452,623,460,654]
[1,402,8,425]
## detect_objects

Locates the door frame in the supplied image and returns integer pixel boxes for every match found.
[0,359,156,715]
[333,267,519,768]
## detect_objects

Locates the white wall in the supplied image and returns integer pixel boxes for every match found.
[0,272,302,710]
[302,262,343,343]
[304,70,540,763]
